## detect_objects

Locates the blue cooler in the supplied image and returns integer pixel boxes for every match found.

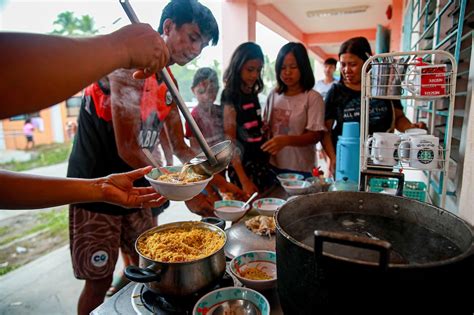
[336,122,360,183]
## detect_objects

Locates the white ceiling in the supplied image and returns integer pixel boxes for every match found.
[255,0,391,57]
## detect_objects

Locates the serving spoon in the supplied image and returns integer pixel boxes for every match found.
[119,0,232,177]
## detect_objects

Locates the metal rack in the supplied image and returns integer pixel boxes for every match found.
[359,50,458,208]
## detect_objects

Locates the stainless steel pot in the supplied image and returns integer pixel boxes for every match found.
[275,192,474,313]
[124,221,226,296]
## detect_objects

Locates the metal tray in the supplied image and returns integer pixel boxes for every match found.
[224,219,275,259]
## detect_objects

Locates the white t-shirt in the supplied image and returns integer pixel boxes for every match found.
[265,89,326,172]
[314,79,336,99]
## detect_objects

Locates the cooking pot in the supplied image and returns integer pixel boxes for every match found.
[275,192,474,314]
[124,220,226,296]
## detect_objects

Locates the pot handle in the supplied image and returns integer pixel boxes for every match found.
[314,230,391,270]
[201,217,226,230]
[124,263,164,283]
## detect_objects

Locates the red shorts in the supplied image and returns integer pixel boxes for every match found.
[69,205,154,280]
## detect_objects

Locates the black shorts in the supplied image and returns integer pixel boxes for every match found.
[26,135,33,142]
[151,200,170,217]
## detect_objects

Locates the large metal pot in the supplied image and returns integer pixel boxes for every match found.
[275,192,474,314]
[124,220,226,296]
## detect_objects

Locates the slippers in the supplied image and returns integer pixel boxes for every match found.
[106,274,130,297]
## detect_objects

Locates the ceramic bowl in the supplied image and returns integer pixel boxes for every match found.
[193,287,270,315]
[229,250,277,291]
[252,198,286,216]
[145,166,213,201]
[281,180,312,196]
[276,173,304,185]
[214,200,250,222]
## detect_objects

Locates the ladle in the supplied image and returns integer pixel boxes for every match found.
[208,299,261,315]
[119,0,232,176]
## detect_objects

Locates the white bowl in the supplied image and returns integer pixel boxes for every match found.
[145,166,213,201]
[282,180,312,196]
[214,200,250,222]
[276,173,304,185]
[193,287,270,315]
[252,198,286,216]
[229,250,277,291]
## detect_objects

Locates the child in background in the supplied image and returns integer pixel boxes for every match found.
[185,67,224,152]
[221,42,273,196]
[261,42,326,178]
[23,118,35,150]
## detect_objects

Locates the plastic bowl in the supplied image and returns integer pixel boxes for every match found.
[252,198,286,216]
[229,250,277,291]
[193,287,270,315]
[214,200,250,222]
[145,166,213,201]
[276,173,304,185]
[281,180,312,196]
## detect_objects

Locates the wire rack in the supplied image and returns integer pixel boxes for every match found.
[359,50,458,208]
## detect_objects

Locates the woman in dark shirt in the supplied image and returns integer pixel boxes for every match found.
[322,37,425,176]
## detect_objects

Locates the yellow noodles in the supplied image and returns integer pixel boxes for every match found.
[137,227,225,262]
[158,171,207,184]
[240,266,272,280]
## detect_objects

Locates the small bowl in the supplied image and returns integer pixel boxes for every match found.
[229,250,277,291]
[214,200,250,222]
[145,166,213,201]
[281,180,312,196]
[252,198,286,216]
[276,173,304,185]
[193,287,270,315]
[305,177,322,193]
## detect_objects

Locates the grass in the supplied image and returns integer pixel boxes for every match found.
[0,265,19,276]
[0,208,69,247]
[0,226,11,237]
[0,142,71,171]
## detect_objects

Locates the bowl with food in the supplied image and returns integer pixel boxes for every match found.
[276,173,304,185]
[252,198,286,217]
[281,180,312,196]
[193,286,270,315]
[214,200,250,222]
[145,166,213,201]
[229,250,277,291]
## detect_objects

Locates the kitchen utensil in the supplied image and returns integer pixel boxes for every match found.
[242,192,258,211]
[275,192,474,313]
[229,250,277,291]
[187,140,234,176]
[145,166,213,201]
[365,132,401,166]
[225,222,275,259]
[193,287,270,315]
[119,0,233,176]
[124,220,226,296]
[214,200,251,222]
[208,299,261,315]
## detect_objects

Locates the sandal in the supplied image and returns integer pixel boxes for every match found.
[106,274,130,297]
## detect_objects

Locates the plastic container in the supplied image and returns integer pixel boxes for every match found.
[336,122,360,183]
[368,178,427,202]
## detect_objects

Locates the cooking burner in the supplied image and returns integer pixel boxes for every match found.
[132,271,236,315]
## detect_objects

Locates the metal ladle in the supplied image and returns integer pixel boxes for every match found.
[119,0,232,176]
[208,299,261,315]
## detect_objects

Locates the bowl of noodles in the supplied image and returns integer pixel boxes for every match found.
[229,250,277,291]
[145,165,213,201]
[124,221,227,296]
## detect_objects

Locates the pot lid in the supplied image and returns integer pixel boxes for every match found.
[224,221,275,259]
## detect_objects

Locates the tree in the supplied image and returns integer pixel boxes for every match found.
[262,54,276,96]
[51,11,98,36]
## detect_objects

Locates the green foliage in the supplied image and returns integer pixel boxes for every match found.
[0,143,71,171]
[0,265,19,276]
[262,54,277,96]
[51,11,98,36]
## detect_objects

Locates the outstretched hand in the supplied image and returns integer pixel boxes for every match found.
[99,166,166,209]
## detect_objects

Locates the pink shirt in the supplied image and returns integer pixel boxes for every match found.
[23,122,34,136]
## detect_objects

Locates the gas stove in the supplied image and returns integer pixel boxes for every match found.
[131,271,236,314]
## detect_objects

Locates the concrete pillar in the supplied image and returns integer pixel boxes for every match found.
[221,0,257,69]
[50,104,64,143]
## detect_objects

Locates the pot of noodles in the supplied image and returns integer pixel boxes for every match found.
[124,221,226,296]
